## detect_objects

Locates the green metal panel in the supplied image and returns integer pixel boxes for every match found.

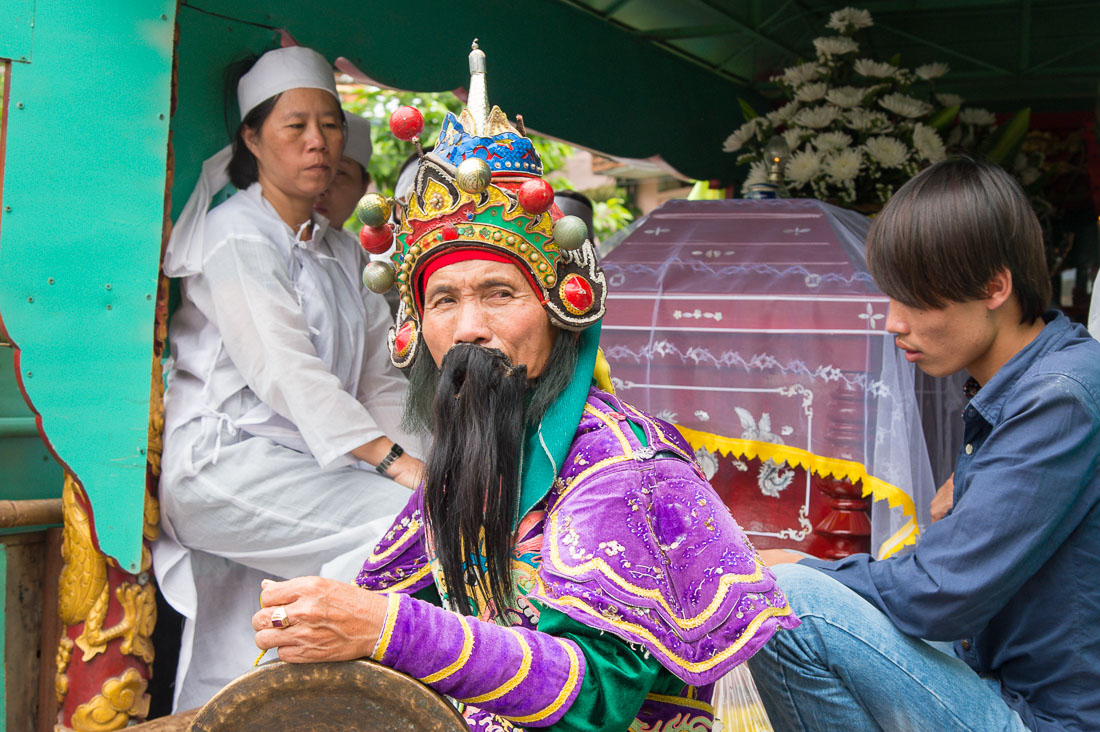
[0,0,34,63]
[0,348,62,502]
[0,544,6,725]
[0,2,174,572]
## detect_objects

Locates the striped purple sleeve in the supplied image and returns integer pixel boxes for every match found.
[372,593,586,727]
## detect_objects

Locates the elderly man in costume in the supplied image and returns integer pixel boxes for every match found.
[253,43,798,731]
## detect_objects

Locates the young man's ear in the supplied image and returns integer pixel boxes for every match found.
[985,268,1014,311]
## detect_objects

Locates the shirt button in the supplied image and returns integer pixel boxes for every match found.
[965,443,974,455]
[960,640,971,650]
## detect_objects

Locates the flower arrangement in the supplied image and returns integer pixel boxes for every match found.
[723,6,1024,208]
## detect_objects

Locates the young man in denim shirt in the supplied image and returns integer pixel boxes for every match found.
[750,158,1100,732]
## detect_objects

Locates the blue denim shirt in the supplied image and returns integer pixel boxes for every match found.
[802,312,1100,732]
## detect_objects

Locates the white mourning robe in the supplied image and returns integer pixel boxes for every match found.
[153,183,421,710]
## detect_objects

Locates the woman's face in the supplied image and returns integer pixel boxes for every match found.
[244,88,344,204]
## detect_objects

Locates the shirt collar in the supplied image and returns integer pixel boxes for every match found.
[967,310,1070,423]
[245,182,330,249]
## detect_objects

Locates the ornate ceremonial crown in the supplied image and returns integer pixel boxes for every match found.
[355,41,607,369]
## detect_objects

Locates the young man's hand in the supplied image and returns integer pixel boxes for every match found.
[759,549,805,566]
[930,474,955,523]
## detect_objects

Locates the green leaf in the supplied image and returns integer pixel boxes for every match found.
[927,105,959,131]
[889,53,901,66]
[738,98,759,121]
[985,108,1030,166]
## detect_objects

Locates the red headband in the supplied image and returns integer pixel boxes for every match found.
[416,248,549,313]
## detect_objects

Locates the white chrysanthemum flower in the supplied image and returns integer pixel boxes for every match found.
[722,118,764,153]
[878,93,932,118]
[786,149,822,186]
[813,36,859,58]
[823,148,863,183]
[959,107,997,126]
[864,136,909,168]
[794,105,841,129]
[846,108,890,131]
[825,86,866,108]
[740,160,769,195]
[853,58,898,78]
[795,82,828,103]
[782,127,812,150]
[776,63,822,87]
[935,92,964,107]
[915,62,950,80]
[766,100,801,125]
[912,123,946,163]
[826,7,874,32]
[814,131,853,153]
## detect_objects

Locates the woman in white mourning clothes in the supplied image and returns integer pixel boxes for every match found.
[154,45,424,710]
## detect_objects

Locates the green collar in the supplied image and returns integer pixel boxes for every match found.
[517,322,601,520]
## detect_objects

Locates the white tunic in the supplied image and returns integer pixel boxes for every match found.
[153,183,421,710]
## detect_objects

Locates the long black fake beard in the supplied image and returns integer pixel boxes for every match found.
[422,344,528,617]
[403,330,578,437]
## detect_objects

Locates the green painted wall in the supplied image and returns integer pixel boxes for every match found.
[0,348,63,524]
[0,545,6,725]
[0,2,174,572]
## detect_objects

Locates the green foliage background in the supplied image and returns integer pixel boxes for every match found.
[340,85,634,242]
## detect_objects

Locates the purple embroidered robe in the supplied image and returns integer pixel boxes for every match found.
[357,388,798,729]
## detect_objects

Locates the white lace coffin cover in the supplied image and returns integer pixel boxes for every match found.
[599,198,935,559]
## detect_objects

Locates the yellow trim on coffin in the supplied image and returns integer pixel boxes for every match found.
[534,572,793,675]
[673,424,919,560]
[545,510,767,631]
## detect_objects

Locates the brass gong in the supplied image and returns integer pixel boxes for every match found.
[187,660,467,732]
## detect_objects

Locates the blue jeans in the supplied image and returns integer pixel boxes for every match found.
[748,563,1030,732]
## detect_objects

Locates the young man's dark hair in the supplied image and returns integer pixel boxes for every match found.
[866,157,1050,323]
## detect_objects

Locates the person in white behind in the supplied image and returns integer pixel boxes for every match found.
[154,46,423,710]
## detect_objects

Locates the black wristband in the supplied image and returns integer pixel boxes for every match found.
[376,443,404,475]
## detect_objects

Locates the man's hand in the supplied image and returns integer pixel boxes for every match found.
[930,473,954,523]
[252,577,388,663]
[759,549,805,566]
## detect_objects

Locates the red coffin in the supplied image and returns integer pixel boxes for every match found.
[599,198,929,559]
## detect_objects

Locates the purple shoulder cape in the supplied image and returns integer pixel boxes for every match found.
[356,388,799,689]
[527,389,799,687]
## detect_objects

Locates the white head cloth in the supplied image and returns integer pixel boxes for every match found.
[343,113,372,170]
[237,46,338,120]
[164,46,339,278]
